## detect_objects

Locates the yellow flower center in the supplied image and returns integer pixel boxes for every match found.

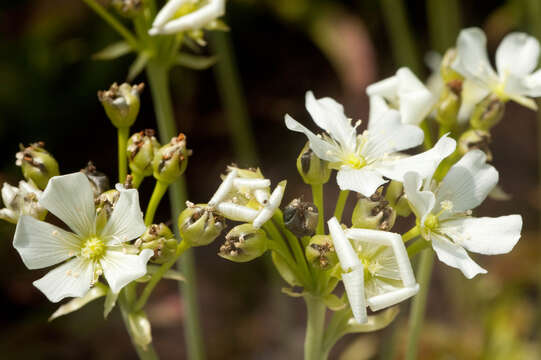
[424,214,439,231]
[344,154,366,169]
[81,237,106,260]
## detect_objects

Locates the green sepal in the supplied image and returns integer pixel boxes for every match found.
[281,287,306,298]
[104,287,119,319]
[175,53,217,70]
[93,41,133,60]
[322,294,347,311]
[271,251,301,287]
[48,283,107,321]
[127,310,152,350]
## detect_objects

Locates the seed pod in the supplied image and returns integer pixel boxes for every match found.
[81,162,110,197]
[283,198,318,237]
[127,129,161,177]
[15,142,59,190]
[385,181,411,217]
[436,81,462,128]
[152,134,191,184]
[305,235,338,270]
[458,129,492,162]
[296,142,331,185]
[352,188,396,231]
[98,82,144,128]
[470,94,505,131]
[178,203,226,247]
[440,48,463,83]
[138,223,178,264]
[218,224,268,262]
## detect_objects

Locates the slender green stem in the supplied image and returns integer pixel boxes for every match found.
[134,241,191,312]
[420,120,434,150]
[144,180,169,226]
[118,127,129,183]
[407,238,430,258]
[405,249,435,360]
[263,221,302,281]
[402,225,420,242]
[304,295,326,360]
[333,190,349,222]
[132,172,144,189]
[426,0,461,54]
[145,61,204,360]
[82,0,139,49]
[311,184,325,235]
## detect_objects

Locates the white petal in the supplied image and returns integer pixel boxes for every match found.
[39,173,96,237]
[453,27,497,84]
[215,202,259,222]
[14,215,81,269]
[100,249,153,293]
[524,69,541,96]
[208,169,237,207]
[436,150,498,211]
[327,217,361,271]
[152,0,225,34]
[440,215,521,255]
[377,135,456,182]
[367,95,392,129]
[367,285,419,311]
[232,178,270,190]
[342,267,367,324]
[33,257,94,303]
[396,67,436,125]
[152,0,188,28]
[1,182,18,207]
[284,114,339,162]
[336,168,387,197]
[457,80,489,123]
[431,234,486,279]
[366,75,398,98]
[496,32,540,76]
[101,188,146,244]
[403,172,436,222]
[252,181,286,229]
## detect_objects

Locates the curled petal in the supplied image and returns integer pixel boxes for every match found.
[342,267,367,324]
[208,169,237,206]
[327,217,360,271]
[431,234,486,279]
[284,114,339,162]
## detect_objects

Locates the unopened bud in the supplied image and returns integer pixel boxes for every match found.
[441,48,463,83]
[111,0,142,17]
[138,223,177,264]
[152,134,191,184]
[15,142,59,190]
[178,203,225,247]
[470,94,505,131]
[98,82,144,128]
[352,188,396,231]
[458,129,492,162]
[127,129,161,177]
[218,224,268,262]
[436,81,462,127]
[296,142,331,185]
[81,162,110,197]
[283,198,318,237]
[384,181,411,217]
[305,235,338,270]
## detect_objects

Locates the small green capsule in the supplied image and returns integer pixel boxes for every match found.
[283,198,318,237]
[81,162,110,197]
[296,142,331,185]
[436,81,462,128]
[440,49,464,84]
[218,224,268,262]
[385,181,411,217]
[152,134,191,184]
[16,142,59,190]
[127,129,161,177]
[139,223,177,264]
[458,129,492,162]
[178,203,226,247]
[352,188,396,231]
[305,235,338,270]
[470,94,505,131]
[98,82,144,129]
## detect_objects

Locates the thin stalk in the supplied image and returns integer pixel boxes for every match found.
[407,238,430,258]
[144,180,169,226]
[420,120,434,150]
[145,61,204,360]
[333,190,349,222]
[426,0,461,54]
[118,127,129,183]
[263,221,303,282]
[304,295,327,360]
[132,172,144,189]
[402,225,420,242]
[405,249,435,360]
[82,0,139,49]
[311,184,325,235]
[210,31,258,166]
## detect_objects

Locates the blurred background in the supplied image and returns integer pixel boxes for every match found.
[0,0,540,359]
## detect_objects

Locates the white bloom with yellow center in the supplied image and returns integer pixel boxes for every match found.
[403,150,522,279]
[285,91,456,197]
[13,173,153,302]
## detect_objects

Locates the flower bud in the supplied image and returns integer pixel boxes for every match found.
[352,188,396,231]
[15,142,59,190]
[436,81,462,127]
[470,94,505,131]
[283,198,318,237]
[440,48,463,83]
[296,142,331,185]
[127,129,161,177]
[384,181,411,217]
[152,134,191,184]
[81,162,110,197]
[111,0,142,17]
[138,223,178,264]
[218,224,268,262]
[305,235,338,270]
[178,203,226,247]
[98,82,144,128]
[458,129,492,162]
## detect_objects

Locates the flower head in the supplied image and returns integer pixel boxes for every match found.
[403,149,522,278]
[0,181,46,224]
[13,173,153,302]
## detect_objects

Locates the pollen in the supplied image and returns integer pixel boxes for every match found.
[440,200,454,211]
[81,237,106,260]
[344,154,366,169]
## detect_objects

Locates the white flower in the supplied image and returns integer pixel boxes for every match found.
[403,150,522,279]
[285,91,456,197]
[452,27,541,110]
[149,0,225,36]
[328,217,419,324]
[13,173,153,302]
[0,181,46,224]
[366,67,436,126]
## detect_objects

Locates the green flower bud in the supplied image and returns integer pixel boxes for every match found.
[111,0,142,17]
[440,49,463,83]
[296,142,331,185]
[152,134,191,184]
[352,188,396,231]
[470,94,505,131]
[178,203,226,247]
[218,224,268,262]
[98,82,144,128]
[15,142,59,190]
[436,81,462,127]
[283,198,318,237]
[127,129,161,177]
[81,162,110,197]
[305,235,338,270]
[138,223,177,264]
[385,181,411,217]
[458,129,492,162]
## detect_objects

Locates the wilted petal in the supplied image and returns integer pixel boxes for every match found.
[496,32,540,77]
[285,114,339,162]
[152,0,186,28]
[100,249,154,293]
[403,172,435,222]
[150,0,225,35]
[101,187,146,244]
[366,75,398,98]
[367,95,392,128]
[431,234,486,279]
[336,168,387,197]
[328,217,361,270]
[367,285,419,312]
[396,67,436,125]
[457,80,489,123]
[342,267,367,324]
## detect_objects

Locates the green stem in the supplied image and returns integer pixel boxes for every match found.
[82,0,139,49]
[311,184,325,235]
[304,295,327,360]
[134,241,191,312]
[132,172,144,189]
[144,180,169,226]
[405,249,435,360]
[420,120,434,150]
[425,0,461,54]
[263,221,302,281]
[145,61,204,360]
[407,238,430,258]
[402,225,420,242]
[333,190,349,222]
[118,127,129,183]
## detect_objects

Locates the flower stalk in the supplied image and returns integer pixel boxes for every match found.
[304,295,326,360]
[118,126,130,182]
